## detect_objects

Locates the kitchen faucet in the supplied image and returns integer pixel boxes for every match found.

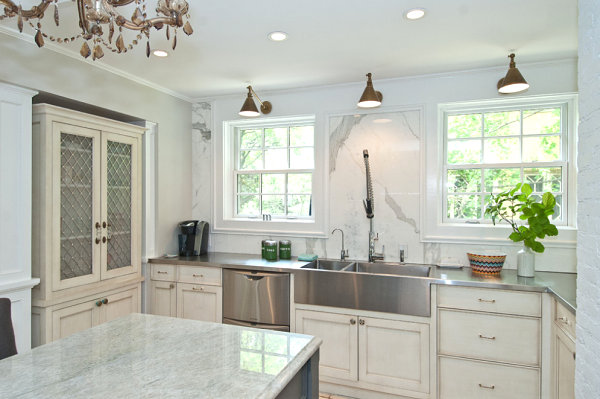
[363,149,384,263]
[331,228,349,260]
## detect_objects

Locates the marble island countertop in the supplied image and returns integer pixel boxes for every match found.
[150,253,577,313]
[0,314,321,399]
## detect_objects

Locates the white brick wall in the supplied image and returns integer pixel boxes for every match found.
[576,0,600,397]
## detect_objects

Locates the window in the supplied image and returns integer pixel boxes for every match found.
[215,115,326,237]
[444,104,568,224]
[235,124,314,219]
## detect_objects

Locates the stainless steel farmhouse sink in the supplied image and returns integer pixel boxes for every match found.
[295,259,432,317]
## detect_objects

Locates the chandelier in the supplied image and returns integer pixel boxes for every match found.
[0,0,193,60]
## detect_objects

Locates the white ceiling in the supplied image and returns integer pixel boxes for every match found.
[1,0,578,100]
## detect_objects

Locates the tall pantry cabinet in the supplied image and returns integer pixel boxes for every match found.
[31,104,144,346]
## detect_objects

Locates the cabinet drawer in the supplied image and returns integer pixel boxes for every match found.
[554,300,576,339]
[439,309,540,366]
[151,264,177,281]
[439,356,540,399]
[437,285,541,317]
[178,266,221,286]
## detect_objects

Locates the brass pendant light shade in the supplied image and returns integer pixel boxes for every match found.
[239,86,272,117]
[358,73,383,108]
[497,53,529,94]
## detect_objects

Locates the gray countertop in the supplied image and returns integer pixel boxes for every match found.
[0,314,321,399]
[150,253,577,313]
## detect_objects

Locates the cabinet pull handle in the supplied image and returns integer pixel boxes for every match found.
[478,384,495,390]
[193,274,204,278]
[157,271,168,274]
[558,316,570,325]
[95,222,102,244]
[478,298,496,303]
[573,352,576,360]
[102,298,108,304]
[192,287,204,291]
[95,301,102,307]
[95,238,101,244]
[478,334,496,340]
[103,221,107,228]
[359,319,365,325]
[350,319,356,325]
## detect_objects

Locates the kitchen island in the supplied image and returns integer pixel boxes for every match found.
[0,313,321,398]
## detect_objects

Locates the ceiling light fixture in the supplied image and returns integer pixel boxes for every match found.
[357,73,383,108]
[0,0,193,60]
[268,31,288,41]
[239,86,272,117]
[497,53,530,94]
[405,8,426,20]
[153,49,169,57]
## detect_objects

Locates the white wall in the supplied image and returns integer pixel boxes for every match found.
[575,0,600,397]
[194,59,578,272]
[0,33,192,255]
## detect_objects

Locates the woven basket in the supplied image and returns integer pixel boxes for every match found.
[467,252,506,274]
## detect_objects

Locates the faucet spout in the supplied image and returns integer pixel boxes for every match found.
[332,228,349,260]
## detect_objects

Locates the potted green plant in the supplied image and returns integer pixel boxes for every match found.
[485,182,558,277]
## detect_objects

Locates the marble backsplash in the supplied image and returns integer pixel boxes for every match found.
[191,103,576,272]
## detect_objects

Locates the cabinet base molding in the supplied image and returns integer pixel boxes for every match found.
[320,382,429,399]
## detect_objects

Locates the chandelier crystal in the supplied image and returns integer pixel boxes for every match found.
[0,0,193,60]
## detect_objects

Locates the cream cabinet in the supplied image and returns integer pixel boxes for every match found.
[295,307,430,397]
[148,263,223,323]
[437,285,542,399]
[33,284,140,345]
[31,105,144,345]
[551,299,576,399]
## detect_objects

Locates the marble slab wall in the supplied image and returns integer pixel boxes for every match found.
[191,103,575,271]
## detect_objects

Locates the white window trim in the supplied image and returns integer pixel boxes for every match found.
[213,114,328,237]
[421,93,578,248]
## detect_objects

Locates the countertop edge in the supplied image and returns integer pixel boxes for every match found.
[263,336,322,398]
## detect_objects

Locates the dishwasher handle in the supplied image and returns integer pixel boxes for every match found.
[245,275,264,281]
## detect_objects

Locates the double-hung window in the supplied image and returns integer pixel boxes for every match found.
[235,123,315,219]
[443,100,572,225]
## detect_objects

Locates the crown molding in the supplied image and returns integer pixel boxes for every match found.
[0,25,193,103]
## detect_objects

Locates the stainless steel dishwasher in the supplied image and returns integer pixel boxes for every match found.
[222,269,290,331]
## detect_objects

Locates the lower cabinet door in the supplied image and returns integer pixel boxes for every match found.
[100,286,140,324]
[149,280,177,317]
[295,309,358,382]
[553,327,575,399]
[51,300,100,341]
[177,283,222,323]
[358,316,429,393]
[439,356,540,399]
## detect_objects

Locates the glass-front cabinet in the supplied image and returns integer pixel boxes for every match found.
[33,104,142,297]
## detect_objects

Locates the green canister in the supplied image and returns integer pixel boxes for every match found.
[279,240,292,260]
[261,239,267,259]
[264,240,278,261]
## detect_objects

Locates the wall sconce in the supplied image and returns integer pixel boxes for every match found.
[497,53,529,94]
[239,86,272,117]
[357,73,383,108]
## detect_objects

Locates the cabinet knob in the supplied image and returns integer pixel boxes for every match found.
[102,221,107,228]
[95,301,102,307]
[558,316,571,325]
[169,283,175,289]
[350,319,356,325]
[95,238,101,244]
[102,237,107,243]
[102,298,108,304]
[359,319,365,325]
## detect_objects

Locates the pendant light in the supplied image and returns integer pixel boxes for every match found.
[358,73,383,108]
[497,53,529,94]
[239,86,272,117]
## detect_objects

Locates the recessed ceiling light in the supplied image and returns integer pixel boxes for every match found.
[268,31,288,42]
[153,50,169,58]
[405,8,426,20]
